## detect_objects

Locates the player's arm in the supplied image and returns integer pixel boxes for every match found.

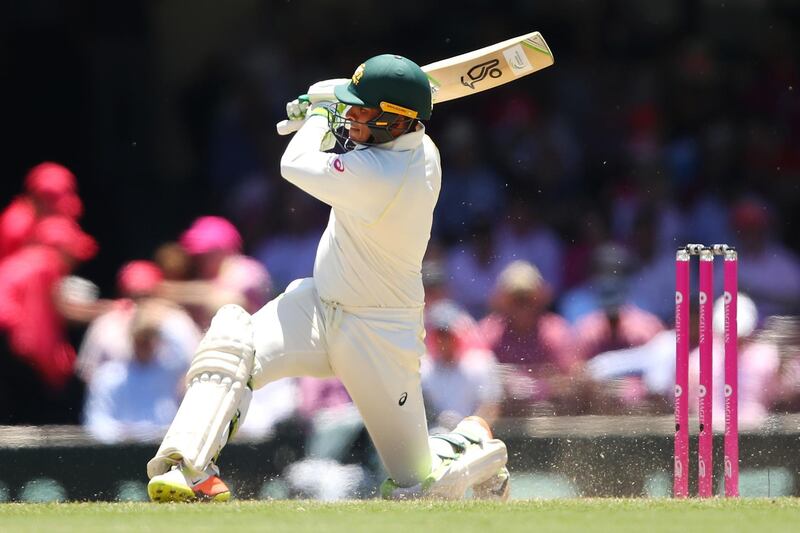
[280,113,404,223]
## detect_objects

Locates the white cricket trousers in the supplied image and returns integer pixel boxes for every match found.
[250,278,432,487]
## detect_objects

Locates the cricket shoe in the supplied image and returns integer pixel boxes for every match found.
[455,417,511,501]
[148,463,231,502]
[381,416,508,500]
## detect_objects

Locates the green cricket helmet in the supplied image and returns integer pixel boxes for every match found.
[335,54,432,120]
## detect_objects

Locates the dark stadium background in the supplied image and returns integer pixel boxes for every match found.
[4,0,797,294]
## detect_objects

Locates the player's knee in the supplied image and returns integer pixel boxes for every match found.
[188,304,255,383]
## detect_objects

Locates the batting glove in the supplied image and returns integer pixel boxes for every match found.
[285,96,311,121]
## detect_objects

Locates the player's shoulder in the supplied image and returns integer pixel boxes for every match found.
[423,133,441,158]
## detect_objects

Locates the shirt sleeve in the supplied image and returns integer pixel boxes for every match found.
[82,366,124,443]
[280,115,405,223]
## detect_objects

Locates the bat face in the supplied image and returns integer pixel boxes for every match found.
[423,32,554,104]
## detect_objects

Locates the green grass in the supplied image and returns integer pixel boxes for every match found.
[1,499,799,532]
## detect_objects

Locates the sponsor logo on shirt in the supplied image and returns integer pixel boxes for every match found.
[332,157,345,173]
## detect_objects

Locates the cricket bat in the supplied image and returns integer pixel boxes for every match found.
[276,30,554,135]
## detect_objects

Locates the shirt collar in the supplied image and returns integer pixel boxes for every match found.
[370,123,426,152]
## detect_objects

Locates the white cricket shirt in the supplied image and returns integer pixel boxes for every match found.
[280,115,442,308]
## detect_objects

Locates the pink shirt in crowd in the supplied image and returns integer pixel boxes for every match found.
[297,377,352,420]
[479,312,577,373]
[688,337,781,430]
[0,198,38,258]
[0,245,74,388]
[573,305,665,360]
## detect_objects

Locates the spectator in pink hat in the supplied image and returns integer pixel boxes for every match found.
[31,215,97,265]
[0,215,98,424]
[119,260,165,297]
[158,216,271,329]
[0,162,84,259]
[75,260,200,385]
[178,216,243,279]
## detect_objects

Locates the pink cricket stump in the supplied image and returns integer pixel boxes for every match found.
[698,248,714,498]
[674,249,690,498]
[724,250,739,497]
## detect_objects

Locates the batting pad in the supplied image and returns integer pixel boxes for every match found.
[147,305,255,479]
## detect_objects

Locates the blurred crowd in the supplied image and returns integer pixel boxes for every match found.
[1,160,799,443]
[1,3,800,498]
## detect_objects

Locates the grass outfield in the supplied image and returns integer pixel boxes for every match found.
[1,499,799,532]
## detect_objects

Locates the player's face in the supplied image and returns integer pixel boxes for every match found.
[346,106,382,143]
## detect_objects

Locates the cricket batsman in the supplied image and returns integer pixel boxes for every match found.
[146,54,509,502]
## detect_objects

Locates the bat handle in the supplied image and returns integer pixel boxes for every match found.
[276,119,304,136]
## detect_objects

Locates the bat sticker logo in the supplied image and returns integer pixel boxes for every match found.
[503,44,533,76]
[461,59,502,89]
[510,54,526,70]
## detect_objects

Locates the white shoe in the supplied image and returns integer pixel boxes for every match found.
[455,417,511,501]
[148,463,231,502]
[381,416,509,500]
